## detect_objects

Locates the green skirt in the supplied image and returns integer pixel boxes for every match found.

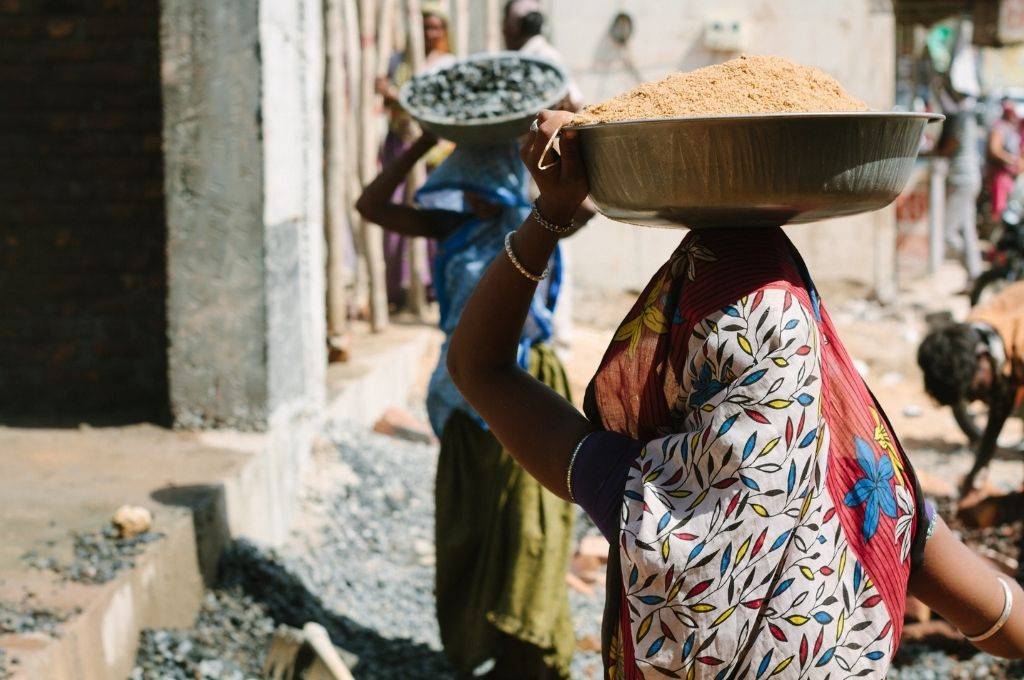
[435,344,576,679]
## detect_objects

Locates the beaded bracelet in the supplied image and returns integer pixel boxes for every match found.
[504,232,549,282]
[566,432,593,503]
[531,200,575,235]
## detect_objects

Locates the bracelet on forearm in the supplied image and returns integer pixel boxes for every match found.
[964,576,1014,642]
[504,232,549,282]
[531,199,575,235]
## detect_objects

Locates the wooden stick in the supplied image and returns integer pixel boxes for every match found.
[451,0,468,58]
[324,0,350,355]
[341,0,368,314]
[403,0,429,317]
[377,0,397,78]
[485,0,501,52]
[359,0,390,331]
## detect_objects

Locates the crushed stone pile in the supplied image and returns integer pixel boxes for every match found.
[572,55,868,125]
[0,597,71,637]
[22,522,163,585]
[130,589,275,680]
[406,55,564,122]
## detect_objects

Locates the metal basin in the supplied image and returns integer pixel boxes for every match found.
[571,112,943,229]
[399,52,569,146]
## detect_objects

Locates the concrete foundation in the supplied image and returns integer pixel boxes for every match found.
[161,0,326,431]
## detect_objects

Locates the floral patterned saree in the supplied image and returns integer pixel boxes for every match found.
[585,227,929,679]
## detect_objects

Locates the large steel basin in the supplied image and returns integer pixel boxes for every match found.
[571,112,943,229]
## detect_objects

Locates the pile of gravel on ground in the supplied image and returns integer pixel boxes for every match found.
[0,597,72,637]
[23,522,163,585]
[0,648,11,679]
[887,498,1023,679]
[405,55,564,122]
[283,422,606,679]
[936,496,1022,567]
[891,645,1024,679]
[131,589,275,680]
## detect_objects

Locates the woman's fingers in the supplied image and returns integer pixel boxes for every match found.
[559,128,582,184]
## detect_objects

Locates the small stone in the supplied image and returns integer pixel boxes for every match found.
[113,505,153,538]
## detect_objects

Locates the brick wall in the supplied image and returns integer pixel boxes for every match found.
[0,0,168,421]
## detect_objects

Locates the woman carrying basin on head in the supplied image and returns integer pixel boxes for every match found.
[447,109,1024,678]
[356,128,582,678]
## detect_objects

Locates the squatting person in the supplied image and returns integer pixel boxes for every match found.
[918,281,1024,493]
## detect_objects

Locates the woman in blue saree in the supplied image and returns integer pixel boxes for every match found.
[357,132,576,678]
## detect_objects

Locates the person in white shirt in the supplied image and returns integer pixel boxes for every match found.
[504,0,591,357]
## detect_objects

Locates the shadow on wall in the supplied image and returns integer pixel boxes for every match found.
[152,484,233,586]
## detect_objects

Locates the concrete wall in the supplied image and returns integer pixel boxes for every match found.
[0,0,168,420]
[543,0,898,298]
[162,0,326,431]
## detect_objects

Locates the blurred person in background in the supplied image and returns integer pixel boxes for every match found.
[503,0,583,112]
[356,131,577,679]
[918,281,1024,494]
[936,94,984,282]
[376,0,456,310]
[504,0,592,357]
[987,98,1022,222]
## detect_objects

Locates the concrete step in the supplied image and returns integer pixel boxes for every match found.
[325,321,442,427]
[0,424,296,679]
[0,322,441,679]
[1,509,202,680]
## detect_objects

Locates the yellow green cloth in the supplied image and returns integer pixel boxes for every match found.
[434,343,575,679]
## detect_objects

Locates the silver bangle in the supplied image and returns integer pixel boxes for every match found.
[965,576,1014,642]
[566,432,593,502]
[531,200,575,235]
[504,232,549,282]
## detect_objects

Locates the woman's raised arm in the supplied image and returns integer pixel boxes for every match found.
[355,132,463,239]
[447,110,594,498]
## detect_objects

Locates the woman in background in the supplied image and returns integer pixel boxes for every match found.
[987,98,1022,222]
[376,0,456,310]
[356,131,576,679]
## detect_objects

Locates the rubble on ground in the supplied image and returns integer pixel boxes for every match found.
[0,595,72,637]
[131,589,274,680]
[22,521,163,585]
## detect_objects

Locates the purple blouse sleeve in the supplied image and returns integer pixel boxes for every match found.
[571,430,644,542]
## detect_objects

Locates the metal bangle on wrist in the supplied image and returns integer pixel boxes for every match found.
[531,199,575,235]
[504,232,549,283]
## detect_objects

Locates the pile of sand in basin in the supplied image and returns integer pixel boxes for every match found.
[571,55,869,125]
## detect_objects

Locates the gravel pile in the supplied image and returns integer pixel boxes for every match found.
[0,597,71,636]
[891,646,1024,679]
[0,648,11,679]
[405,56,564,122]
[131,589,275,680]
[937,496,1023,567]
[279,422,606,678]
[23,522,163,585]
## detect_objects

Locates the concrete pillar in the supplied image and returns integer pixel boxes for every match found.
[160,0,326,431]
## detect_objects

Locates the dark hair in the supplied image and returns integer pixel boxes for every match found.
[520,11,544,38]
[917,324,981,405]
